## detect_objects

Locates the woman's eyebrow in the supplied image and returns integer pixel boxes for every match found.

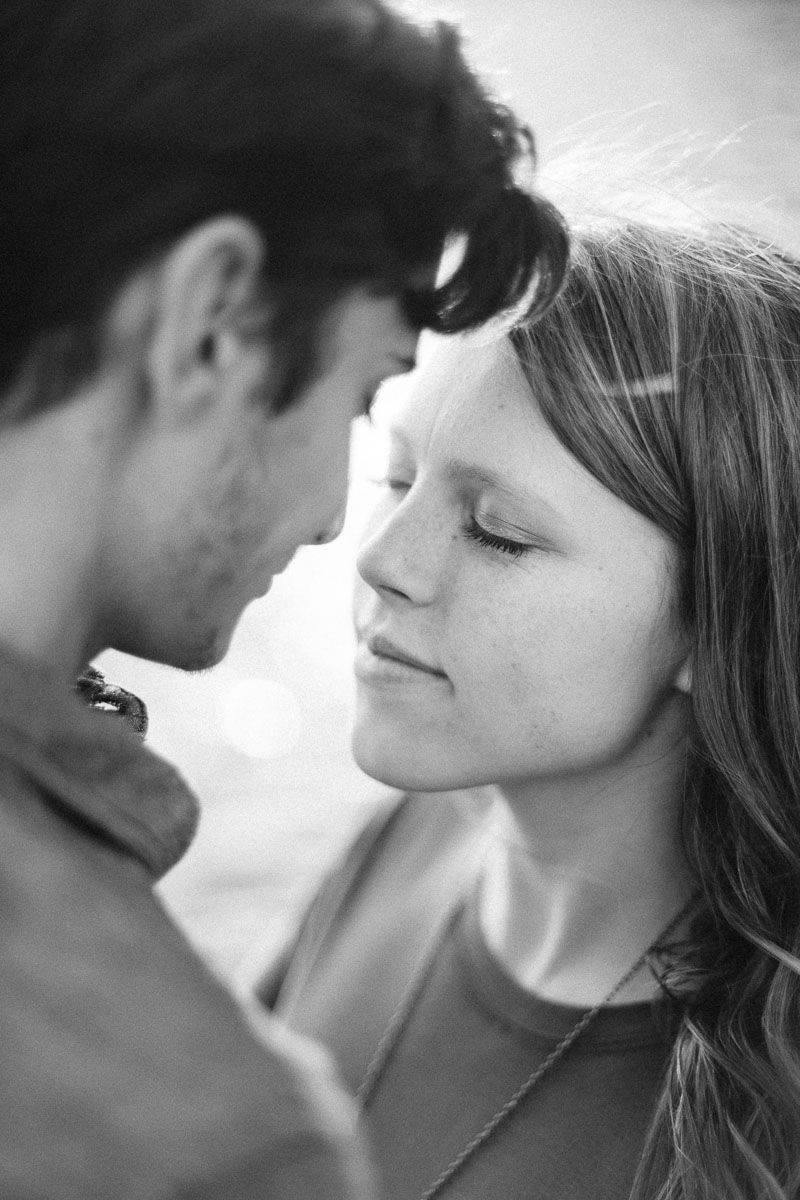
[381,431,565,521]
[442,457,563,518]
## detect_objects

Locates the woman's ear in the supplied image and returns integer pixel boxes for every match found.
[673,655,692,696]
[145,215,268,423]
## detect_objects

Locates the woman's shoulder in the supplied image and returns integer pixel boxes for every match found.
[257,788,492,1011]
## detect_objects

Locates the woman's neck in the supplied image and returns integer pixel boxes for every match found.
[477,766,694,1006]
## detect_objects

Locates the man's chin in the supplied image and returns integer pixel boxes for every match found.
[107,609,242,674]
[180,631,234,674]
[147,623,236,675]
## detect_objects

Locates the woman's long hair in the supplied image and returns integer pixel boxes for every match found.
[511,209,800,1199]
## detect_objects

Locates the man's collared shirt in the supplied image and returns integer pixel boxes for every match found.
[0,644,372,1200]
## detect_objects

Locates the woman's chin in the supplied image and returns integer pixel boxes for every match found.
[351,726,417,789]
[351,722,465,793]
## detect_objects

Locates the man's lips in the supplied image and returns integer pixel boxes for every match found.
[361,633,447,678]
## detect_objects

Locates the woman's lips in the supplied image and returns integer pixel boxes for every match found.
[355,633,449,683]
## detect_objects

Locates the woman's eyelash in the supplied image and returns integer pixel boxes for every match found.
[464,517,531,559]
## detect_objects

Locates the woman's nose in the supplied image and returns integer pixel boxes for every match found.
[356,494,440,605]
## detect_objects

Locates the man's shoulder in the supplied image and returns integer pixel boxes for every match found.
[0,759,372,1200]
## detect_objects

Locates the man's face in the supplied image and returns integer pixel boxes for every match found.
[100,288,420,669]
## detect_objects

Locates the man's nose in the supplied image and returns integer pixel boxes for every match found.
[312,508,346,546]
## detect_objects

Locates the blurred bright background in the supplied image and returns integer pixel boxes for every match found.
[97,0,800,988]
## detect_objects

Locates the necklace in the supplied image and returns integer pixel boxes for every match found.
[357,896,695,1200]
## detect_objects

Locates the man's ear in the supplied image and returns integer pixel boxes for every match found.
[146,215,268,421]
[674,655,692,696]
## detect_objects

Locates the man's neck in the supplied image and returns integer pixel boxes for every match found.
[0,393,114,682]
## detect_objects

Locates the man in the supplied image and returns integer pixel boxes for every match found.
[0,0,568,1196]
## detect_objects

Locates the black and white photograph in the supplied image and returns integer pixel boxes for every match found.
[2,1,800,1197]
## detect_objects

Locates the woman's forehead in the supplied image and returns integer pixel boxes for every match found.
[387,335,528,434]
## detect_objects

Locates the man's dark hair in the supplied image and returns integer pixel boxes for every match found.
[0,0,569,414]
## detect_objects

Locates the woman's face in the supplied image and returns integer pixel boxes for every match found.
[352,335,691,799]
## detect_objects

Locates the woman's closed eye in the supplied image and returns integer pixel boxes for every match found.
[464,516,536,559]
[369,475,544,559]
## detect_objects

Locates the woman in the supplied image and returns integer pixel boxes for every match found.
[259,205,800,1200]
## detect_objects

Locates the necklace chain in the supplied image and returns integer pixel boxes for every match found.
[357,897,694,1200]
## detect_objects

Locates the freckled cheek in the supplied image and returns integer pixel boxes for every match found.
[450,595,615,710]
[447,620,533,717]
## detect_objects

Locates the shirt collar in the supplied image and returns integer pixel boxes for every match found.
[0,642,199,879]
